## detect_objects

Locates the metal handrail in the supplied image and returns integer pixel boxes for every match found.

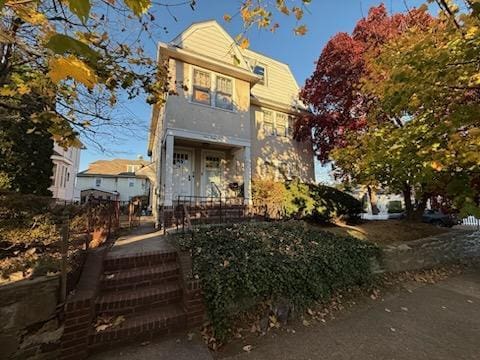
[210,182,222,198]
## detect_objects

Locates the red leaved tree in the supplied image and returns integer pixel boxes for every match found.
[295,4,431,163]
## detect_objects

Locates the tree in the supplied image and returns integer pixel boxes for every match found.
[295,4,432,217]
[0,0,312,148]
[295,4,432,163]
[361,1,480,217]
[0,68,54,195]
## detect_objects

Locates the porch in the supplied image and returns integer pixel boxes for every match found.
[159,132,252,207]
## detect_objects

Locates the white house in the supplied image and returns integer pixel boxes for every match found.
[76,158,151,203]
[148,21,315,222]
[49,142,82,201]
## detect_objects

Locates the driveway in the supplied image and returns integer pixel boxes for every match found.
[89,266,480,360]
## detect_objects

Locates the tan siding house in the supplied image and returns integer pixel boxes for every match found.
[148,20,314,222]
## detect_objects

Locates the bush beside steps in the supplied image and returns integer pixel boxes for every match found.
[178,221,379,341]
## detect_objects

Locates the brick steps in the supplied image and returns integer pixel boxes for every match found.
[101,262,180,291]
[103,250,177,272]
[96,282,182,316]
[90,304,186,347]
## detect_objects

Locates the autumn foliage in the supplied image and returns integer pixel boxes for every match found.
[296,4,432,162]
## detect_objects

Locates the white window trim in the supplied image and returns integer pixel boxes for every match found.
[189,65,236,113]
[262,109,291,138]
[253,63,267,86]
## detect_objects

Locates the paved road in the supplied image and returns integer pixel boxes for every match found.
[89,266,480,360]
[223,267,480,360]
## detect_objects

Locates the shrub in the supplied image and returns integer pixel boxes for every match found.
[387,200,404,214]
[284,180,315,218]
[309,184,363,223]
[252,179,287,218]
[182,222,378,340]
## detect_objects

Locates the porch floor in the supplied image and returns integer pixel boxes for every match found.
[108,217,175,258]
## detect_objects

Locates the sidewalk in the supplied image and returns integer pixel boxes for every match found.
[222,266,480,360]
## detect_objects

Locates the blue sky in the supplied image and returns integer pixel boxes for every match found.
[80,0,427,182]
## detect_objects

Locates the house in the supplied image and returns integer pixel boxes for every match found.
[148,20,315,221]
[76,158,151,203]
[49,142,82,201]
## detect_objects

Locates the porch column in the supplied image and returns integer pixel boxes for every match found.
[164,134,174,206]
[243,145,252,205]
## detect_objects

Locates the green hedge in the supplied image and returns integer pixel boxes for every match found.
[182,222,378,340]
[308,184,363,223]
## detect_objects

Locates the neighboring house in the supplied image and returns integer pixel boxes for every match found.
[76,158,151,203]
[49,142,82,201]
[148,20,315,218]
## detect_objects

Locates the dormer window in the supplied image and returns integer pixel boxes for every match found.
[253,64,266,85]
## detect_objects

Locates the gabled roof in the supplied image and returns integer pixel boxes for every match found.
[79,158,150,176]
[171,20,251,71]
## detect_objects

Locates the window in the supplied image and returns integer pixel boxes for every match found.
[288,116,295,138]
[263,110,274,136]
[66,171,70,183]
[129,180,134,188]
[253,64,266,85]
[51,164,57,186]
[127,165,137,173]
[275,113,288,137]
[192,69,211,105]
[95,178,101,187]
[215,76,233,110]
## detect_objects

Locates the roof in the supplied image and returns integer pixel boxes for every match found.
[78,158,150,176]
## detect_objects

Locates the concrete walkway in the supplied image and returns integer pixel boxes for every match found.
[222,266,480,360]
[107,220,175,257]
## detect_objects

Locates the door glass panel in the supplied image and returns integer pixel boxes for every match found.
[173,152,192,198]
[205,156,221,197]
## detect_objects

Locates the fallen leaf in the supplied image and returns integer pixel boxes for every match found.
[390,327,396,332]
[401,307,408,312]
[243,345,253,352]
[385,308,391,313]
[302,319,310,327]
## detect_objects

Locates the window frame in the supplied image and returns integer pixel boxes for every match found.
[262,110,275,136]
[95,178,101,187]
[190,66,236,112]
[192,68,212,106]
[275,112,288,138]
[252,63,267,86]
[215,75,233,111]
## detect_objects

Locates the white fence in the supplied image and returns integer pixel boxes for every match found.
[461,216,480,228]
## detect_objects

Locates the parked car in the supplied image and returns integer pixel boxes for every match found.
[422,210,459,227]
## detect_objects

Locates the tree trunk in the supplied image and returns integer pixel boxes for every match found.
[412,193,429,221]
[367,185,380,215]
[403,183,413,220]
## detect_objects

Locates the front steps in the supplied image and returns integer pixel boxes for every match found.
[89,250,203,350]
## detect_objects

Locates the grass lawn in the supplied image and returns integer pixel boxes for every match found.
[317,220,448,245]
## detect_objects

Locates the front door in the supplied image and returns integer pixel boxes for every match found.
[172,150,193,200]
[203,152,224,198]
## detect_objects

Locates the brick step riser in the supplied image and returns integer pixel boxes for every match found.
[100,274,181,292]
[103,253,178,272]
[95,296,183,317]
[89,315,187,348]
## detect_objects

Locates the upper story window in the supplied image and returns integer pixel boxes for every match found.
[263,110,292,137]
[288,116,295,138]
[129,179,134,188]
[263,110,274,136]
[127,164,140,173]
[253,64,266,85]
[275,113,287,137]
[192,69,212,106]
[215,76,233,110]
[95,178,101,187]
[191,67,235,111]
